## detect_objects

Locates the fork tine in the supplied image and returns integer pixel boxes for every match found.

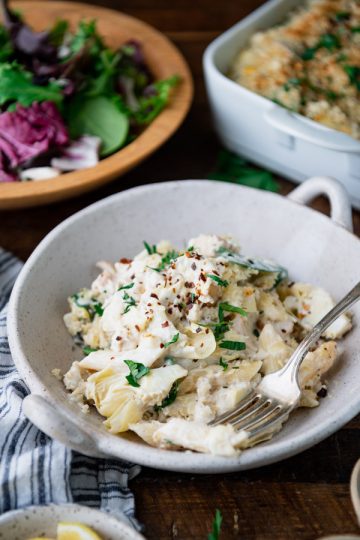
[247,407,292,440]
[228,396,270,427]
[208,390,259,426]
[232,402,280,431]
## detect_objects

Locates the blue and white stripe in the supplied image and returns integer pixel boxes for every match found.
[0,248,141,529]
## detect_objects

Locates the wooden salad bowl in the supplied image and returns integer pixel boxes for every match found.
[0,1,193,209]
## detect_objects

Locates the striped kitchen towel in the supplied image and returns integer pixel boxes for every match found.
[0,248,141,528]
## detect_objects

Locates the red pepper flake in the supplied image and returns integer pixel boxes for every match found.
[185,281,195,288]
[130,274,135,279]
[205,328,209,334]
[135,325,140,332]
[185,251,191,258]
[200,343,204,348]
[115,336,122,341]
[110,356,115,360]
[150,293,159,300]
[147,302,152,307]
[160,343,164,349]
[191,262,197,271]
[120,258,132,264]
[162,321,169,328]
[167,308,173,315]
[199,273,206,282]
[176,294,181,299]
[196,327,201,333]
[172,287,176,294]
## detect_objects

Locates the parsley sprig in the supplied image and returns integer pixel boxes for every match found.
[218,302,247,321]
[219,340,246,351]
[144,241,157,255]
[164,333,180,348]
[219,358,228,371]
[122,291,137,314]
[207,274,229,287]
[154,380,179,411]
[72,293,104,319]
[83,346,98,355]
[124,360,150,387]
[118,282,134,291]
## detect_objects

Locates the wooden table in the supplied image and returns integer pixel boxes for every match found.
[1,1,360,538]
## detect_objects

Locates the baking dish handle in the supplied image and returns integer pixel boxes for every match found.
[23,394,108,458]
[265,106,360,153]
[287,176,353,232]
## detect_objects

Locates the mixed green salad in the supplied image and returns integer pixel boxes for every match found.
[0,0,179,182]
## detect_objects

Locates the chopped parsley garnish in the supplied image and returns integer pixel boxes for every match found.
[124,360,150,387]
[302,33,341,60]
[199,321,230,341]
[219,340,246,351]
[190,292,196,303]
[122,291,137,314]
[207,274,229,287]
[343,65,360,91]
[118,282,134,291]
[218,302,247,321]
[351,27,360,33]
[334,12,350,22]
[187,245,194,252]
[72,294,104,319]
[143,241,157,254]
[219,358,228,371]
[208,509,223,540]
[83,346,98,355]
[164,333,180,348]
[283,77,303,91]
[154,381,179,411]
[157,250,179,271]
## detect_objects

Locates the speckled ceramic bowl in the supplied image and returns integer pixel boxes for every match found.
[7,176,360,473]
[0,504,144,539]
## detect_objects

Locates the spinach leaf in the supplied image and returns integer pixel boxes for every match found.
[66,95,129,157]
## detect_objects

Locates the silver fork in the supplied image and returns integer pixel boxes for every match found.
[209,281,360,441]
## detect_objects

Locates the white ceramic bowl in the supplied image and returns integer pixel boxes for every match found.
[0,504,144,540]
[7,176,360,474]
[203,0,360,209]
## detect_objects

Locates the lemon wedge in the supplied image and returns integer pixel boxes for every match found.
[57,522,102,540]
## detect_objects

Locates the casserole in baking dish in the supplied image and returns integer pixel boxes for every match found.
[203,0,360,208]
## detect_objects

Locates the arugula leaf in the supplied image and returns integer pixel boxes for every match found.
[208,509,223,540]
[118,283,134,291]
[219,358,228,371]
[164,333,180,348]
[67,19,104,58]
[207,274,229,287]
[0,62,63,107]
[84,49,121,98]
[209,150,279,193]
[219,340,246,351]
[144,241,157,254]
[66,95,129,157]
[218,302,247,321]
[134,75,180,124]
[154,381,179,410]
[124,360,150,387]
[83,346,98,355]
[122,292,137,314]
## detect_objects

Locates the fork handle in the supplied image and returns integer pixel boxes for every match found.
[280,281,360,382]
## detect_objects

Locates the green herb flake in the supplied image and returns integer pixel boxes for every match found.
[351,27,360,33]
[219,340,246,351]
[343,65,360,91]
[208,509,223,540]
[83,346,98,355]
[118,283,134,291]
[122,292,137,314]
[164,333,180,348]
[187,245,194,252]
[207,274,229,287]
[334,12,350,22]
[219,358,228,371]
[154,381,179,411]
[218,302,247,322]
[157,250,179,271]
[124,360,150,387]
[144,241,157,255]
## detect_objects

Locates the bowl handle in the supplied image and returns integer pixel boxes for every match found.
[264,106,360,153]
[23,394,108,458]
[287,176,353,232]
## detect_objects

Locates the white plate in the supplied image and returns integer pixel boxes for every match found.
[7,176,360,473]
[0,504,144,539]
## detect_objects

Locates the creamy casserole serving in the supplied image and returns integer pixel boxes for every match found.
[230,0,360,139]
[62,235,351,456]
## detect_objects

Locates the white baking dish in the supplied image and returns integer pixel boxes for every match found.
[203,0,360,209]
[7,176,360,474]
